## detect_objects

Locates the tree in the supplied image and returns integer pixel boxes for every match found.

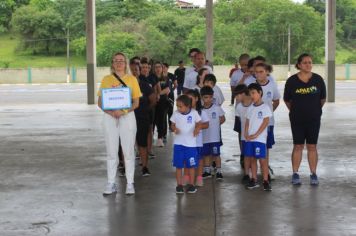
[11,4,65,55]
[0,0,30,32]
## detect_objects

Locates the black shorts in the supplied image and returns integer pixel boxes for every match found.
[136,118,150,147]
[290,120,320,145]
[233,116,241,133]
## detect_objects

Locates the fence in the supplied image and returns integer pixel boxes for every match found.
[0,64,355,84]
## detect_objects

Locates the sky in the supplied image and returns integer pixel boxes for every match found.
[190,0,305,7]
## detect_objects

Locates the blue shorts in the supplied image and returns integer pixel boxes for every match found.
[196,147,203,161]
[244,141,267,159]
[173,145,198,168]
[202,142,221,157]
[240,140,246,155]
[267,126,275,149]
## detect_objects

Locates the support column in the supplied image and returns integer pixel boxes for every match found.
[206,0,213,63]
[326,0,336,102]
[86,0,97,105]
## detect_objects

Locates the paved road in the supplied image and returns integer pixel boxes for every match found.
[1,81,355,105]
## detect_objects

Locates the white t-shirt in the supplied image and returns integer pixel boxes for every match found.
[213,85,225,106]
[170,109,201,147]
[183,65,213,90]
[196,110,209,147]
[244,75,256,86]
[230,69,244,87]
[258,79,280,126]
[202,104,225,144]
[246,103,272,144]
[235,102,253,141]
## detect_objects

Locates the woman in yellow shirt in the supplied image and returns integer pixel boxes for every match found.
[98,52,142,195]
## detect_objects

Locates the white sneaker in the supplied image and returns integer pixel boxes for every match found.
[156,138,164,147]
[103,183,117,196]
[126,183,135,195]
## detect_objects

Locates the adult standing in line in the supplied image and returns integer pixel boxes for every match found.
[98,52,142,195]
[139,59,159,158]
[154,61,170,147]
[174,60,186,96]
[183,51,213,93]
[283,53,326,186]
[163,62,177,134]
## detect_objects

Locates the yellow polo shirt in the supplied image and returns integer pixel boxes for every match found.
[97,74,142,100]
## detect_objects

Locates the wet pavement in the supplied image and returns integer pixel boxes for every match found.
[0,82,356,236]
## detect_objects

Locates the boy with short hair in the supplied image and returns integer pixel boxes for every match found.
[203,74,225,106]
[200,86,226,180]
[234,84,253,184]
[244,83,272,191]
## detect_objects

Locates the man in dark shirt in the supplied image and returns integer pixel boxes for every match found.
[136,75,157,176]
[139,59,159,158]
[174,60,186,95]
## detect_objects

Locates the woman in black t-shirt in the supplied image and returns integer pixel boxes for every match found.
[153,61,171,147]
[283,53,326,186]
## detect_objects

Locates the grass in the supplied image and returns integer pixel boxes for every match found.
[0,33,86,68]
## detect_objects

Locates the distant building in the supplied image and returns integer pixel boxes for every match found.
[176,0,200,9]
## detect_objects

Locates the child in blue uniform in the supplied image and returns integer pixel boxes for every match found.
[170,95,201,194]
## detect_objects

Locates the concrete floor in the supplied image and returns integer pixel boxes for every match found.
[1,82,356,236]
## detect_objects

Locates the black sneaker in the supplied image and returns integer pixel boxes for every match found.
[118,162,124,170]
[216,172,223,180]
[118,168,125,177]
[176,185,184,194]
[142,167,151,177]
[187,184,197,193]
[263,181,272,191]
[240,155,244,169]
[148,152,156,159]
[202,172,212,179]
[241,175,250,185]
[246,179,260,189]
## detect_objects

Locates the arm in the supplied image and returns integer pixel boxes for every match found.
[219,115,226,125]
[200,121,209,130]
[247,117,270,141]
[272,99,280,111]
[244,119,250,141]
[171,122,180,134]
[321,99,326,108]
[193,122,201,137]
[284,100,291,111]
[148,92,157,109]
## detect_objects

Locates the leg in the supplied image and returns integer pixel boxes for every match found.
[259,158,269,181]
[306,144,318,174]
[292,144,304,173]
[119,113,137,185]
[244,157,251,176]
[197,159,204,177]
[250,158,257,180]
[103,113,120,184]
[215,156,221,168]
[147,125,153,153]
[139,146,148,168]
[176,168,183,185]
[188,167,195,185]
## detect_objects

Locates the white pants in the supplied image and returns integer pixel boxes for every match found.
[103,112,137,184]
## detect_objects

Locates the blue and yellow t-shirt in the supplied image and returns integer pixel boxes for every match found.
[97,74,142,100]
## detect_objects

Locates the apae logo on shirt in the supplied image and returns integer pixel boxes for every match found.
[258,111,263,119]
[267,91,272,98]
[187,116,193,124]
[212,112,217,119]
